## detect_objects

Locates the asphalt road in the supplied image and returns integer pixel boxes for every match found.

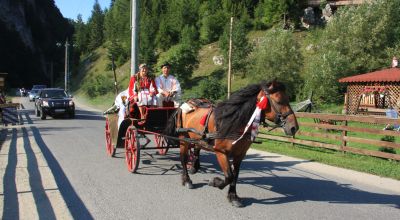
[1,97,400,219]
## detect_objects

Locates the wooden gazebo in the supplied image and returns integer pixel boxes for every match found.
[339,67,400,115]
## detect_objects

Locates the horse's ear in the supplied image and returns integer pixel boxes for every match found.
[265,79,277,93]
[265,78,283,94]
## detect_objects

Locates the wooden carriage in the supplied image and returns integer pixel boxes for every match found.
[104,103,179,173]
[339,67,400,115]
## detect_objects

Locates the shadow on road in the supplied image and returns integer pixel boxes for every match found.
[113,146,400,209]
[30,126,94,219]
[2,129,19,219]
[238,154,400,208]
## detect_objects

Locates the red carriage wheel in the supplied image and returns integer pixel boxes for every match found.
[124,127,140,173]
[105,118,116,157]
[154,134,169,155]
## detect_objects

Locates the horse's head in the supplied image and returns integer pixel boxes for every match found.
[260,81,299,136]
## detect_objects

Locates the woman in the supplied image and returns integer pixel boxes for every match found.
[128,63,158,118]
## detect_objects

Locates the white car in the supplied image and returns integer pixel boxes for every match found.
[28,89,40,102]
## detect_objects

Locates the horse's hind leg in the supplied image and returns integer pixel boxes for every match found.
[208,152,233,190]
[180,142,193,189]
[189,147,200,174]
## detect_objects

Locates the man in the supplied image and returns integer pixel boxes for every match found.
[115,89,128,129]
[155,63,181,107]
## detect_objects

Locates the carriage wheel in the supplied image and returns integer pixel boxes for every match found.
[105,118,115,157]
[124,127,140,173]
[154,134,169,155]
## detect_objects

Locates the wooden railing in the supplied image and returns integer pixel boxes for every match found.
[259,112,400,161]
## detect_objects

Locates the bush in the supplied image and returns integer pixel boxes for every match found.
[84,74,113,98]
[156,43,198,87]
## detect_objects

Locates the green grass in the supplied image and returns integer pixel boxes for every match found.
[257,116,400,180]
[253,140,400,180]
[252,140,400,180]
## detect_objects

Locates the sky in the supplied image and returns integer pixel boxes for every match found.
[54,0,112,22]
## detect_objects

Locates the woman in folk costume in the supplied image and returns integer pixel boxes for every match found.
[128,63,158,118]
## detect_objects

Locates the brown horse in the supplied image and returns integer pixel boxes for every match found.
[164,80,298,207]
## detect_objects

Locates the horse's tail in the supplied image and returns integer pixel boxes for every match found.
[163,108,181,146]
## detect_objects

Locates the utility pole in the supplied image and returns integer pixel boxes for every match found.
[64,38,70,92]
[227,17,234,99]
[131,0,139,76]
[50,61,54,87]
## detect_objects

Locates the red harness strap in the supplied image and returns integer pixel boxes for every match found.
[257,95,269,110]
[200,113,208,126]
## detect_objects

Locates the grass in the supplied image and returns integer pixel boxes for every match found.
[71,47,131,110]
[257,115,400,180]
[253,140,400,180]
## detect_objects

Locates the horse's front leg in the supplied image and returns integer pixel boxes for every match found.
[227,155,245,207]
[208,152,233,190]
[180,141,193,189]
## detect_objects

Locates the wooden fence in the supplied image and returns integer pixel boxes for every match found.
[258,112,400,161]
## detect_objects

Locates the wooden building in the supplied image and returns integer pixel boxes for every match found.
[339,67,400,115]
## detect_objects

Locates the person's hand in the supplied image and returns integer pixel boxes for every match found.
[162,91,169,97]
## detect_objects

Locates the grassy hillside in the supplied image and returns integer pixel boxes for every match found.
[71,36,260,109]
[71,47,131,110]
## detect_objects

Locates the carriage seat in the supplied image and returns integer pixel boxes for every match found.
[180,98,213,114]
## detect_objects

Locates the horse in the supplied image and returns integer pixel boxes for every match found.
[163,80,298,207]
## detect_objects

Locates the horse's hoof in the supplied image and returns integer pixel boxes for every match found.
[231,199,244,208]
[185,181,193,189]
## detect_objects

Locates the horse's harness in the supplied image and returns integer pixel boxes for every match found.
[262,90,295,132]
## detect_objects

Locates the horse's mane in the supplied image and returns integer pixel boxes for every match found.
[214,81,286,137]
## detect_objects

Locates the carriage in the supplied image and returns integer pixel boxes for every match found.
[104,102,178,172]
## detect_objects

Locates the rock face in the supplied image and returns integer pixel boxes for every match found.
[302,7,317,28]
[213,55,224,66]
[0,0,71,87]
[322,4,334,23]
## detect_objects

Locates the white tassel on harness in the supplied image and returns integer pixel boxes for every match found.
[232,96,268,145]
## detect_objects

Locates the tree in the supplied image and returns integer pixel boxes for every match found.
[254,0,305,28]
[87,0,105,51]
[156,43,198,87]
[249,28,303,100]
[219,19,252,76]
[303,0,400,103]
[73,14,89,54]
[198,0,227,44]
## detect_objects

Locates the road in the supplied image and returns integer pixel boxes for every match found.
[1,97,400,219]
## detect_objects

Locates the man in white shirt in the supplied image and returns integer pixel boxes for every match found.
[155,63,181,107]
[115,89,128,128]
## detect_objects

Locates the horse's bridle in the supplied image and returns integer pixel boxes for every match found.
[262,92,294,131]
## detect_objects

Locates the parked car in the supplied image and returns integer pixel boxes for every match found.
[28,85,46,101]
[28,89,40,101]
[35,88,75,119]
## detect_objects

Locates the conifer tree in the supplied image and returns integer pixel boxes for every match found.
[88,0,105,51]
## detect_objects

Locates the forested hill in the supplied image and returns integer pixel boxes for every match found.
[74,0,400,105]
[0,0,73,88]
